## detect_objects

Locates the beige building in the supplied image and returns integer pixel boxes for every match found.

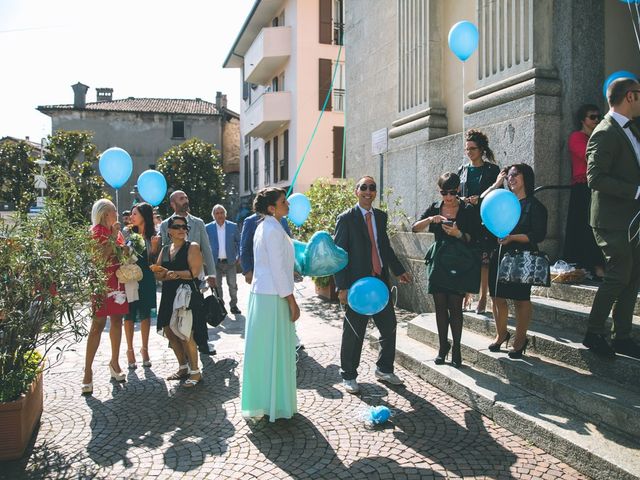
[37,84,241,216]
[223,0,346,208]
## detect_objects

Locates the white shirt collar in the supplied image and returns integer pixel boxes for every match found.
[609,110,632,129]
[356,203,373,216]
[216,221,225,229]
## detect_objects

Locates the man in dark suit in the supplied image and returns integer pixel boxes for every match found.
[334,176,412,393]
[584,77,640,359]
[206,204,241,314]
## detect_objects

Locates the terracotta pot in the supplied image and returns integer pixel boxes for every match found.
[0,371,43,461]
[315,277,338,301]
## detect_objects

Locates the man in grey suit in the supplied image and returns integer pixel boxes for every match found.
[584,78,640,359]
[160,190,217,354]
[205,204,241,314]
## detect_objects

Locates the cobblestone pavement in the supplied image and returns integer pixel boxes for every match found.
[2,278,587,479]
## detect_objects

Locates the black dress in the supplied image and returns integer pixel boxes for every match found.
[156,242,206,344]
[419,200,480,295]
[488,196,548,301]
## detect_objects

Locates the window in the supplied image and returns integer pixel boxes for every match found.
[332,61,345,112]
[172,121,185,139]
[278,72,285,91]
[272,10,284,27]
[320,0,343,45]
[333,126,345,178]
[280,130,289,181]
[272,76,279,92]
[265,141,271,186]
[243,154,250,191]
[319,58,333,111]
[273,136,279,183]
[253,149,259,189]
[333,0,344,45]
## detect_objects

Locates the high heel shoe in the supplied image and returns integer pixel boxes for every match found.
[474,298,487,314]
[508,338,529,359]
[451,344,462,368]
[434,342,451,365]
[127,349,137,370]
[140,347,152,368]
[488,331,511,352]
[109,363,126,382]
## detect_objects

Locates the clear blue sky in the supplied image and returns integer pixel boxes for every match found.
[0,0,255,142]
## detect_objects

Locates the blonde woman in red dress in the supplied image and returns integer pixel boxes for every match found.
[81,199,129,395]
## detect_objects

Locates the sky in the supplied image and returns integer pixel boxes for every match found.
[0,0,255,142]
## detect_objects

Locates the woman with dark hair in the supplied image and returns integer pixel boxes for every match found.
[153,215,203,388]
[458,129,500,313]
[123,202,161,369]
[484,163,548,359]
[412,173,479,367]
[563,103,605,279]
[241,187,299,422]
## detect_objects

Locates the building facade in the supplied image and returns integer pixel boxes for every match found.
[38,84,241,217]
[224,0,346,210]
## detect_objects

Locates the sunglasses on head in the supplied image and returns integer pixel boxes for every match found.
[358,184,377,192]
[440,190,458,196]
[586,114,601,121]
[169,224,189,231]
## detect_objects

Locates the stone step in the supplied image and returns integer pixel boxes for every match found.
[532,282,640,316]
[372,326,640,480]
[461,310,640,393]
[407,314,640,443]
[529,295,640,342]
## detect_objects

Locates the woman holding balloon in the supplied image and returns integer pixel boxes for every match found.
[412,172,479,367]
[483,164,548,359]
[458,129,500,313]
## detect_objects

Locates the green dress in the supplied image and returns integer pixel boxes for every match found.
[125,241,157,322]
[241,292,297,421]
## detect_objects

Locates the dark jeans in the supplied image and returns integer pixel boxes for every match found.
[340,298,397,380]
[588,228,640,339]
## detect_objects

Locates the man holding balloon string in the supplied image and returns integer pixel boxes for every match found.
[334,176,412,394]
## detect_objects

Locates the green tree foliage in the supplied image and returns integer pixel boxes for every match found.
[157,138,226,220]
[0,140,34,208]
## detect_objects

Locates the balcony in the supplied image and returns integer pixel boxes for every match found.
[244,26,291,85]
[245,91,291,139]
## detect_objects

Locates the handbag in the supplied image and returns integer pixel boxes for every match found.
[497,250,550,287]
[170,307,193,341]
[425,238,481,294]
[202,287,228,327]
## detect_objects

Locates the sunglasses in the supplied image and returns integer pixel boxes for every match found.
[169,224,189,231]
[440,190,458,196]
[507,172,521,178]
[358,184,377,192]
[586,114,601,121]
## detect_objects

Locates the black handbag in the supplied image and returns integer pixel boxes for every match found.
[202,287,228,327]
[497,250,550,287]
[425,238,481,294]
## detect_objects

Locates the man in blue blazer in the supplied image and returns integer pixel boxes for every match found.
[206,205,241,314]
[334,176,412,394]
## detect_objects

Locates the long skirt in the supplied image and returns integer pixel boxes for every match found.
[241,292,297,421]
[563,182,604,272]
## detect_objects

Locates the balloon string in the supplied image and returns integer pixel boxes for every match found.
[391,285,398,308]
[115,189,119,221]
[286,42,343,197]
[628,1,640,54]
[628,209,640,245]
[339,303,362,340]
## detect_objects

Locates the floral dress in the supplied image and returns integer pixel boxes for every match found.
[91,224,129,317]
[125,236,157,322]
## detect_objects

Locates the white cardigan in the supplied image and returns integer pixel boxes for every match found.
[251,215,294,297]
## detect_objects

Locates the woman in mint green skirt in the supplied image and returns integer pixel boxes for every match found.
[241,187,300,421]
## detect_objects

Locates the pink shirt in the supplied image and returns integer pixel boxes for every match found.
[568,130,589,185]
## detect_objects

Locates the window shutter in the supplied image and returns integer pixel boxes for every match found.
[281,130,289,181]
[273,136,279,183]
[319,0,332,44]
[242,81,249,101]
[265,141,271,186]
[318,58,333,111]
[333,126,344,178]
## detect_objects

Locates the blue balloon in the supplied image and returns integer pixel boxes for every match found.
[448,21,479,61]
[303,231,348,277]
[99,147,133,189]
[368,406,391,425]
[480,189,521,238]
[287,193,311,227]
[348,277,389,316]
[137,170,167,206]
[603,70,638,98]
[293,239,307,274]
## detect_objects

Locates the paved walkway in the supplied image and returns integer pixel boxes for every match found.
[3,278,587,479]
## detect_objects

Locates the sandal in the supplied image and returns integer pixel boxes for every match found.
[81,382,93,395]
[166,364,189,380]
[140,347,152,368]
[183,369,202,388]
[127,349,137,369]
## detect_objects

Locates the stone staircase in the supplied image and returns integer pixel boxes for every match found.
[383,230,640,479]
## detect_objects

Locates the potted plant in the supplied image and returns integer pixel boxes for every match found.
[0,202,107,460]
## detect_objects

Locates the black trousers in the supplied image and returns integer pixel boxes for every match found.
[340,296,397,380]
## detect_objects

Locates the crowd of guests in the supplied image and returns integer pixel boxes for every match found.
[81,77,640,423]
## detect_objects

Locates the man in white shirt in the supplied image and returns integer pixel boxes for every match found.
[205,205,241,314]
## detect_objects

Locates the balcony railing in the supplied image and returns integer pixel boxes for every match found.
[244,26,291,86]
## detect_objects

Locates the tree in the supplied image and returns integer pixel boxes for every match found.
[0,140,35,209]
[156,138,226,220]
